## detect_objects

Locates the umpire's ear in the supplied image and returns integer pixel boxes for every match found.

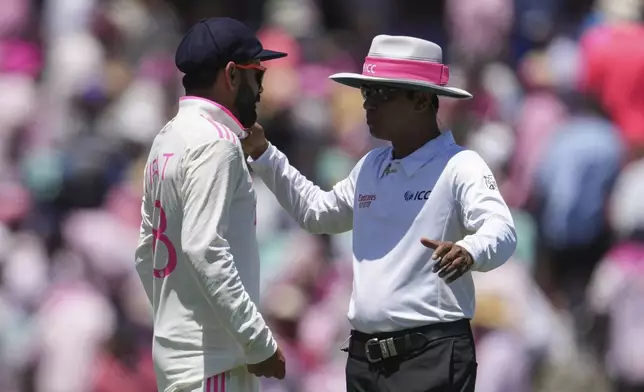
[412,91,433,112]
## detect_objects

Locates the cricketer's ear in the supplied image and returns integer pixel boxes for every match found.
[223,62,240,93]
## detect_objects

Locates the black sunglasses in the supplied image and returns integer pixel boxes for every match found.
[360,85,404,102]
[234,63,266,86]
[360,85,436,108]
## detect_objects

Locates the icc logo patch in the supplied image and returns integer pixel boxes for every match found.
[404,190,431,201]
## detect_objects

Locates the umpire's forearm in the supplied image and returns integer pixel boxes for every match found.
[249,144,353,234]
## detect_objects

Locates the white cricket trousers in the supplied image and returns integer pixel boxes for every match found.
[186,367,259,392]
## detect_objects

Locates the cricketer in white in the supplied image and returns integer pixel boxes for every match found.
[248,130,517,333]
[135,97,276,392]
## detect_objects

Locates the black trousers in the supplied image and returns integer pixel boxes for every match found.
[346,329,477,392]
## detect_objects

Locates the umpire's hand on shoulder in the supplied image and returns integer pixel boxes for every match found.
[420,238,474,283]
[241,122,270,160]
[247,345,286,380]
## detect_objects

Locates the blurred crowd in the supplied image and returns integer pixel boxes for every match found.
[1,0,644,391]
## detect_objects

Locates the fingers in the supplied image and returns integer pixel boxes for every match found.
[431,243,451,261]
[434,247,458,275]
[423,239,472,283]
[445,259,470,283]
[433,247,471,282]
[430,242,453,272]
[245,122,261,131]
[420,237,440,249]
[250,369,285,380]
[274,365,286,380]
[247,368,271,378]
[437,247,460,269]
[247,361,286,380]
[245,122,265,135]
[438,255,464,278]
[445,270,464,283]
[246,365,266,378]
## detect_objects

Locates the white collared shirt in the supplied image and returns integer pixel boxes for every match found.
[135,97,276,392]
[249,131,517,333]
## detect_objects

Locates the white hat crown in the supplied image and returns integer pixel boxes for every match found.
[367,35,444,63]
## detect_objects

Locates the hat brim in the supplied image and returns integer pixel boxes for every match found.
[329,72,473,99]
[255,49,288,61]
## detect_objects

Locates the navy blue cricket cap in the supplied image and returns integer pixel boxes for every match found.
[175,17,287,74]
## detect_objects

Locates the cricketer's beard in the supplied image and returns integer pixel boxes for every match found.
[233,78,259,128]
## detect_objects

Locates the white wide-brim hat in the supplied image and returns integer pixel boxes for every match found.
[329,35,473,99]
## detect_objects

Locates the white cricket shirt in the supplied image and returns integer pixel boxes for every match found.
[249,131,517,333]
[135,97,276,392]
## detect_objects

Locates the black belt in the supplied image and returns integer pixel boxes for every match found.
[347,319,471,363]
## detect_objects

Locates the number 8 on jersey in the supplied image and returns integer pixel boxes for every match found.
[152,200,178,278]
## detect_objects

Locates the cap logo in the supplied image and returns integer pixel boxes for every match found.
[363,63,377,74]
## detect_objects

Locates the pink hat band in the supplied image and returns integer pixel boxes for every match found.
[361,56,450,86]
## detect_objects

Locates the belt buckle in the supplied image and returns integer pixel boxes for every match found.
[365,337,398,363]
[365,338,382,363]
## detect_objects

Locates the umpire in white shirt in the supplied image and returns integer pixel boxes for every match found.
[242,35,517,392]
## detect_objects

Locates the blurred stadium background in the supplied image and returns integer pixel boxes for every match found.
[1,0,644,391]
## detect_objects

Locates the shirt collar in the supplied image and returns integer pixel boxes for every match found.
[385,131,456,177]
[178,96,244,132]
